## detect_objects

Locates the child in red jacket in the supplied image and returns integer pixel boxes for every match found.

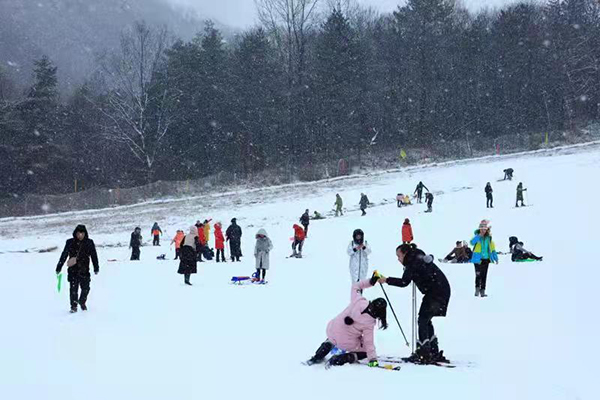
[402,219,413,244]
[290,224,305,258]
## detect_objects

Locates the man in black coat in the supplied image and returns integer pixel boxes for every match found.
[485,182,493,208]
[381,243,451,363]
[300,209,310,236]
[226,218,243,262]
[129,227,142,260]
[425,192,434,213]
[414,181,429,203]
[56,225,100,313]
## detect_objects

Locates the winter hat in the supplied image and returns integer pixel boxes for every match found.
[479,220,489,230]
[352,229,364,244]
[231,218,237,223]
[404,218,410,224]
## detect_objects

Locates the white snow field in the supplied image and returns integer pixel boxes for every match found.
[1,144,598,400]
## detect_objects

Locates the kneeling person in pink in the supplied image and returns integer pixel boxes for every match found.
[305,277,387,367]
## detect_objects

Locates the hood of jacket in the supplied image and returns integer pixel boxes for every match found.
[72,225,89,240]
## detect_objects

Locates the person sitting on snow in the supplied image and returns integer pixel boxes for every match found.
[509,236,543,261]
[304,276,387,368]
[312,211,325,220]
[396,193,404,207]
[443,241,471,263]
[403,194,412,206]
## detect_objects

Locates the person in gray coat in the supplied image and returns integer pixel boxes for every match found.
[254,229,273,282]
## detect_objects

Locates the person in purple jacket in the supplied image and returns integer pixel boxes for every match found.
[304,276,388,368]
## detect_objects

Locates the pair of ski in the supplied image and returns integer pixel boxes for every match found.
[301,360,401,371]
[378,356,458,369]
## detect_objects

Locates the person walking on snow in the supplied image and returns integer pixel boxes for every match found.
[425,192,434,213]
[359,193,370,216]
[347,229,371,282]
[56,225,100,313]
[470,220,498,297]
[130,227,142,260]
[226,218,243,262]
[171,230,185,260]
[414,181,429,203]
[214,222,226,263]
[334,194,344,216]
[304,277,388,368]
[254,229,273,283]
[290,224,305,258]
[300,209,310,236]
[151,222,162,246]
[178,226,199,285]
[485,182,494,208]
[516,182,527,207]
[402,218,414,244]
[379,243,451,364]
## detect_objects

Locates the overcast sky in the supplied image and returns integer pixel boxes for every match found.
[167,0,518,28]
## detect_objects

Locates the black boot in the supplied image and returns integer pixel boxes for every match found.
[328,353,356,366]
[306,341,333,365]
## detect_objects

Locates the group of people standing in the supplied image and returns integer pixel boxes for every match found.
[484,168,528,208]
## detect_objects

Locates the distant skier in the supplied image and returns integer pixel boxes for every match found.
[347,229,371,283]
[290,224,305,258]
[254,229,273,283]
[470,220,498,297]
[485,182,493,208]
[359,193,370,216]
[214,222,226,263]
[503,168,514,181]
[178,226,199,285]
[516,183,527,207]
[509,236,542,261]
[300,209,310,236]
[424,192,434,213]
[130,227,142,260]
[443,241,471,263]
[171,229,185,260]
[402,218,413,244]
[414,181,429,203]
[380,243,451,364]
[304,277,387,367]
[334,194,343,216]
[151,222,162,246]
[56,225,99,313]
[226,218,243,262]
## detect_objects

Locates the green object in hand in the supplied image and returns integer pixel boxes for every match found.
[368,360,379,368]
[57,273,63,293]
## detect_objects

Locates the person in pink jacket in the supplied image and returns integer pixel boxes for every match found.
[305,277,388,367]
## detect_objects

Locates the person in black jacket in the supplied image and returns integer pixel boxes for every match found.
[414,182,429,203]
[226,218,243,262]
[424,192,434,213]
[178,226,199,285]
[381,243,451,364]
[300,209,310,236]
[503,168,514,181]
[130,227,142,260]
[56,225,100,313]
[359,193,370,216]
[485,182,493,208]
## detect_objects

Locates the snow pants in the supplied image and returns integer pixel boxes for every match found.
[486,194,493,208]
[69,275,90,309]
[216,248,225,262]
[230,240,241,262]
[131,246,140,260]
[474,259,490,291]
[310,341,367,364]
[302,223,309,236]
[153,235,160,246]
[418,295,447,346]
[292,239,304,254]
[174,248,180,260]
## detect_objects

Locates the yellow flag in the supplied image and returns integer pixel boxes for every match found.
[400,149,407,160]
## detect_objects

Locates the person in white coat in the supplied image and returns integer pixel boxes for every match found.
[254,229,273,283]
[347,229,371,283]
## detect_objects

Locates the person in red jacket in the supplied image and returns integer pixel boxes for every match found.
[171,230,185,260]
[290,224,306,258]
[214,222,226,263]
[195,221,206,262]
[402,218,414,244]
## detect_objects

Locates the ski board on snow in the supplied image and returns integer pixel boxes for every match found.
[378,355,473,369]
[303,361,401,371]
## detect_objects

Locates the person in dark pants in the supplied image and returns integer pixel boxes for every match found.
[291,224,306,258]
[359,193,370,216]
[414,181,429,203]
[151,222,162,246]
[226,218,243,262]
[130,227,142,260]
[380,243,451,364]
[424,192,434,213]
[178,226,199,285]
[56,225,100,313]
[485,182,493,208]
[300,209,310,236]
[503,168,514,180]
[516,182,527,207]
[470,220,498,297]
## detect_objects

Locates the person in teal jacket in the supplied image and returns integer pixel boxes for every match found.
[470,220,498,297]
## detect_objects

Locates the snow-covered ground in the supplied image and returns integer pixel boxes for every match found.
[1,144,598,400]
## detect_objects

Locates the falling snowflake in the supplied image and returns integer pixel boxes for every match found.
[27,170,34,175]
[210,121,218,128]
[580,95,588,102]
[34,130,41,136]
[41,204,50,212]
[543,40,551,47]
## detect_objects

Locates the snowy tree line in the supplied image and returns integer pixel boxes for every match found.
[1,0,599,197]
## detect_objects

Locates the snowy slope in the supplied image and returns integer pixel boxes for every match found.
[0,144,598,400]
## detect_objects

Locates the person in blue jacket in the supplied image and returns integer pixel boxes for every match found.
[470,220,498,297]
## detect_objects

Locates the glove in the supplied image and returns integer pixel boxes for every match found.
[368,360,379,368]
[370,270,385,285]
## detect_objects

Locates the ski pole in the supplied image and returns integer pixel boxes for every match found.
[378,282,410,347]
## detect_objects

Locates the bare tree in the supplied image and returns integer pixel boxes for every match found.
[92,21,178,182]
